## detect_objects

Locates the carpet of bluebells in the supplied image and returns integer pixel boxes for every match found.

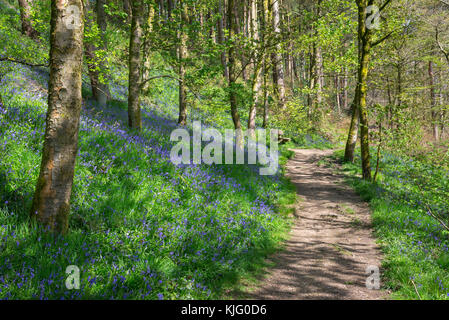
[0,62,295,299]
[334,150,449,300]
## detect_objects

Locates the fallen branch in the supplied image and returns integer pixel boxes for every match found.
[0,56,48,68]
[411,279,422,300]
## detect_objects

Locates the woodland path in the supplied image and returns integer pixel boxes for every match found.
[243,149,389,300]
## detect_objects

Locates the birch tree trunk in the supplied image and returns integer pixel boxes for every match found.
[271,0,286,110]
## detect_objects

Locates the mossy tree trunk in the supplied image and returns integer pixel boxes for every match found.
[344,0,383,180]
[356,0,373,180]
[128,0,143,130]
[30,0,85,234]
[344,90,360,162]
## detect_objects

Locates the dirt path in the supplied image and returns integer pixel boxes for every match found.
[245,149,388,300]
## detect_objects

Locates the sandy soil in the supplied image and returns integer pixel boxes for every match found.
[244,149,389,300]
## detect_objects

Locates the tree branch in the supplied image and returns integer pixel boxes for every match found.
[0,56,48,68]
[371,30,394,47]
[378,0,392,13]
[435,26,449,65]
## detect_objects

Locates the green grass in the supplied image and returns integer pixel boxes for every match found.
[0,79,299,299]
[330,149,449,300]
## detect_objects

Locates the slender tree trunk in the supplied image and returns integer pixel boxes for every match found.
[342,66,348,110]
[218,0,228,79]
[248,0,262,137]
[178,0,188,126]
[128,0,143,130]
[357,0,372,181]
[344,90,360,162]
[124,0,132,23]
[270,0,286,110]
[335,75,341,115]
[263,62,269,128]
[30,0,84,234]
[429,61,439,141]
[235,3,247,82]
[261,0,270,128]
[18,0,40,40]
[228,0,243,144]
[308,47,315,118]
[248,62,263,137]
[96,0,110,107]
[84,1,100,101]
[315,44,324,107]
[142,3,155,94]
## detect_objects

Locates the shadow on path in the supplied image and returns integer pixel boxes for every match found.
[240,149,388,300]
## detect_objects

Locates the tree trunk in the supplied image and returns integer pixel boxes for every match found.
[30,0,85,234]
[142,3,155,94]
[335,75,341,115]
[124,0,132,23]
[228,0,243,144]
[218,0,228,79]
[344,90,359,163]
[263,61,269,128]
[248,0,262,137]
[128,0,143,130]
[17,0,40,40]
[342,66,348,110]
[84,1,100,101]
[270,0,286,110]
[96,0,110,107]
[429,61,439,141]
[178,0,188,126]
[357,0,372,181]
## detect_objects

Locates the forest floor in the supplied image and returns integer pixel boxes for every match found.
[238,149,390,300]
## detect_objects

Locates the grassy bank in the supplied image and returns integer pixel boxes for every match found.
[0,56,299,299]
[329,149,449,300]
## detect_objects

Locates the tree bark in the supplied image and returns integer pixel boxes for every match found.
[142,3,155,94]
[124,0,132,23]
[84,0,101,102]
[248,0,262,137]
[30,0,85,234]
[228,0,243,144]
[128,0,143,130]
[270,0,286,110]
[178,0,188,126]
[218,0,228,79]
[96,0,110,107]
[17,0,40,40]
[357,0,372,180]
[344,90,360,162]
[429,61,439,141]
[262,61,269,128]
